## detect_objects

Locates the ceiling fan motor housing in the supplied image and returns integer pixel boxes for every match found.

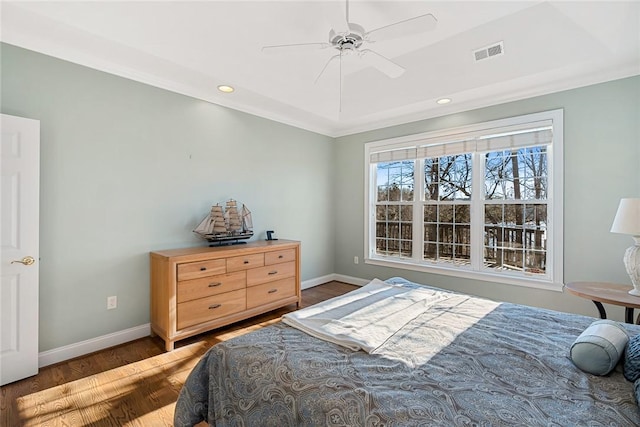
[329,23,365,52]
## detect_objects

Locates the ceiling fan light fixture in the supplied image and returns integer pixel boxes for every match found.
[437,98,452,105]
[217,85,235,93]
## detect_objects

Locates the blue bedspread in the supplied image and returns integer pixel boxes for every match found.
[175,278,640,426]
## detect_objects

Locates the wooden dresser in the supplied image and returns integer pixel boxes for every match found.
[150,240,300,351]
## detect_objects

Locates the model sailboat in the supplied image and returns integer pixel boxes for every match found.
[194,199,254,245]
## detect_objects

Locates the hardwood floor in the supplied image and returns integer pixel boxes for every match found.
[1,281,357,427]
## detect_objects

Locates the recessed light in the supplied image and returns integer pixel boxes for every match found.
[436,98,451,105]
[217,85,235,93]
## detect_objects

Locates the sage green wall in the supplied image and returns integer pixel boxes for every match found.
[2,41,639,352]
[334,76,640,322]
[1,44,335,352]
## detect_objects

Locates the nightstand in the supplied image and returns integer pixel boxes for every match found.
[565,281,640,324]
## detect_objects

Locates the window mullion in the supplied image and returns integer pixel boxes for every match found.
[412,158,424,262]
[366,162,375,260]
[470,151,484,271]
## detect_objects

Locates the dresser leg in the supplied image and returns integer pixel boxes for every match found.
[166,340,175,352]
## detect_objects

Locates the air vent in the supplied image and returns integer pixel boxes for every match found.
[473,41,504,62]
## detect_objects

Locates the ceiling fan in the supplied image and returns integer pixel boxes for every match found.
[261,0,437,111]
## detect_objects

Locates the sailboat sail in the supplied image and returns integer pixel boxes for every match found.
[211,206,226,234]
[241,204,253,231]
[193,215,213,235]
[224,200,242,232]
[194,205,227,235]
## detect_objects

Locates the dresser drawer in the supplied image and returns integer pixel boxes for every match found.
[177,288,246,330]
[177,259,226,281]
[246,261,296,286]
[265,249,296,265]
[227,253,264,272]
[247,277,296,309]
[177,271,246,303]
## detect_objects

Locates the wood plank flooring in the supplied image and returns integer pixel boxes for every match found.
[1,281,357,427]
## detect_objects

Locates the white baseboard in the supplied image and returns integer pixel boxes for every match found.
[38,323,150,368]
[39,274,371,366]
[301,274,336,289]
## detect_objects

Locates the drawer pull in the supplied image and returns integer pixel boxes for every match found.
[208,282,222,287]
[268,270,278,275]
[268,289,278,294]
[209,304,222,310]
[243,260,249,264]
[278,255,284,259]
[200,267,207,271]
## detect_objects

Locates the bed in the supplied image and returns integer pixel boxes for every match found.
[174,277,640,426]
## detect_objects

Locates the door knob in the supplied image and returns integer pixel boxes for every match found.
[11,256,35,266]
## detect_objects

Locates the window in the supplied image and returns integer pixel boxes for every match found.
[365,110,563,290]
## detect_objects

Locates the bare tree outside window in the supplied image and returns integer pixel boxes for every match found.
[376,161,414,257]
[374,147,548,273]
[484,147,548,275]
[424,155,472,266]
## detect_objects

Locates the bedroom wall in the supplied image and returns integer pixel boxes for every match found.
[334,75,640,322]
[1,43,336,352]
[2,41,638,355]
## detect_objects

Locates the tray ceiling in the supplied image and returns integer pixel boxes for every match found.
[2,1,639,137]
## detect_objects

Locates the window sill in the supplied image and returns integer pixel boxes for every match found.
[365,257,563,292]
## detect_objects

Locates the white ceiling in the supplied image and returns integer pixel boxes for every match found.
[2,1,639,137]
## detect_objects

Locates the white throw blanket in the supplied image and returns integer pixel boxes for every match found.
[282,278,446,353]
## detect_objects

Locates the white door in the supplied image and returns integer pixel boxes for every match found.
[0,114,40,385]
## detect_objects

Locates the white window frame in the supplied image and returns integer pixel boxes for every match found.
[364,109,564,291]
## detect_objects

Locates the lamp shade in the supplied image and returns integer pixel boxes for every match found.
[611,198,640,236]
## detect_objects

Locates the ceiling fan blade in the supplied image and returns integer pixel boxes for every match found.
[366,13,437,42]
[331,21,351,36]
[360,49,405,78]
[315,54,340,84]
[332,0,351,35]
[261,42,331,54]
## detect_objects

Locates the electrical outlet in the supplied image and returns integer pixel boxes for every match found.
[354,256,359,264]
[107,296,117,310]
